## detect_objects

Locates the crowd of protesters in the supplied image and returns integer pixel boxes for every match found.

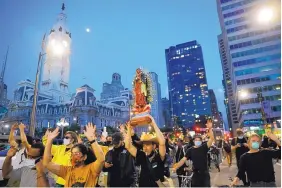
[0,116,280,187]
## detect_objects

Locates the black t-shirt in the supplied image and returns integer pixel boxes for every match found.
[185,143,209,171]
[237,148,281,182]
[136,150,165,187]
[231,137,249,159]
[105,145,134,187]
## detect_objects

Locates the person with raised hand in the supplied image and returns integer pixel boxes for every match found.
[125,115,166,187]
[43,123,105,187]
[230,132,281,187]
[172,119,214,187]
[42,127,78,186]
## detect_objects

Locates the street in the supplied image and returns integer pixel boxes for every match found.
[170,159,281,187]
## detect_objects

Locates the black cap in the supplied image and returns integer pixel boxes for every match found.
[111,132,123,145]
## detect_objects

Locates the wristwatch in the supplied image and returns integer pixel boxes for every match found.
[89,139,96,144]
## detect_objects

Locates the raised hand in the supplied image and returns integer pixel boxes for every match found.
[44,129,50,138]
[83,123,96,141]
[19,123,26,131]
[206,119,213,129]
[267,132,278,142]
[7,147,17,157]
[47,127,60,141]
[11,123,18,131]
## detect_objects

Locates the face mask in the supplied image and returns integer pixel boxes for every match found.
[195,141,202,147]
[63,138,71,145]
[71,155,83,166]
[251,142,260,150]
[238,136,243,139]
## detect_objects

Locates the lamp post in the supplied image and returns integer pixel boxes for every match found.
[57,118,69,139]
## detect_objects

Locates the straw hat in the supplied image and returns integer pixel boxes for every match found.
[138,132,159,144]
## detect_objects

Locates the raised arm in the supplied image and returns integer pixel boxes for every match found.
[8,124,18,147]
[149,115,166,160]
[2,147,17,178]
[124,123,137,157]
[84,123,105,173]
[36,160,50,187]
[42,127,62,176]
[42,129,59,155]
[206,120,215,148]
[19,123,31,150]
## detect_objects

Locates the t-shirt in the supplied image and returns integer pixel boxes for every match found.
[105,145,135,187]
[136,150,165,187]
[58,161,101,187]
[231,137,249,159]
[185,143,209,171]
[236,148,281,182]
[6,166,37,187]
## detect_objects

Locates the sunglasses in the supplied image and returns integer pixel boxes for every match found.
[64,136,71,139]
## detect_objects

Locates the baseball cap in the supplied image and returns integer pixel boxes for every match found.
[111,132,123,145]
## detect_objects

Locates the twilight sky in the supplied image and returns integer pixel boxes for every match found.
[0,0,227,125]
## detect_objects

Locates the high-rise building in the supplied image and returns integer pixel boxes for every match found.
[218,34,238,132]
[217,0,281,131]
[209,89,224,128]
[161,97,171,127]
[149,72,163,127]
[165,40,211,127]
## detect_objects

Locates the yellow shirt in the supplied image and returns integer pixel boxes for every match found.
[42,136,72,185]
[58,161,101,187]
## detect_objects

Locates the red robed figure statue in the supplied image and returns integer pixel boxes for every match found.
[130,68,152,126]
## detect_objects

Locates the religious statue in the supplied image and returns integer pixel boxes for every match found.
[130,68,153,126]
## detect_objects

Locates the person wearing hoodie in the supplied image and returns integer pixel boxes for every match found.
[42,129,78,187]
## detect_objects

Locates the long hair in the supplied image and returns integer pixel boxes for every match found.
[72,144,96,165]
[65,131,78,144]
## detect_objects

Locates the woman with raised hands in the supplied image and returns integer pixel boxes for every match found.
[43,123,105,187]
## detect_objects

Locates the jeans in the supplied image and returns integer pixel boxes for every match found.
[192,171,211,187]
[250,181,276,187]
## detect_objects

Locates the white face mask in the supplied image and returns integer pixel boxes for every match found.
[63,138,71,145]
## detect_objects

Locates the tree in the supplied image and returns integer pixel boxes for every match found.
[65,123,81,133]
[106,126,119,135]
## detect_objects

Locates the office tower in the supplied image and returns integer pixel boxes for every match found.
[217,0,281,130]
[165,40,211,127]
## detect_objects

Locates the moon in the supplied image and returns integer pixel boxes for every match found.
[86,28,90,33]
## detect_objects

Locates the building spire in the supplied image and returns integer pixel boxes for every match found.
[62,3,65,11]
[0,46,9,82]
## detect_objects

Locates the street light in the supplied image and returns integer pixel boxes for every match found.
[57,118,69,139]
[257,7,274,24]
[238,90,248,99]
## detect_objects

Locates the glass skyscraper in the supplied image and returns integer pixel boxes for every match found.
[165,40,211,127]
[217,0,281,129]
